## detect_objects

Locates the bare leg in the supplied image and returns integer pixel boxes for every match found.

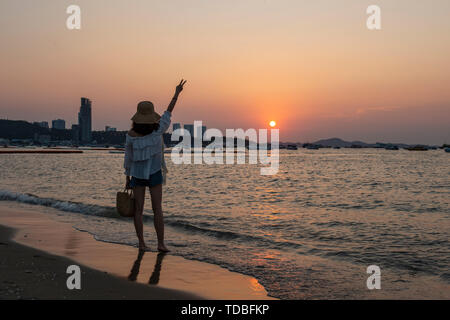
[133,186,148,250]
[149,184,169,252]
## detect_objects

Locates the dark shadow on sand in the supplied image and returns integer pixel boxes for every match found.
[128,249,167,285]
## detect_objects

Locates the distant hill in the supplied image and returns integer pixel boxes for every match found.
[311,138,419,148]
[312,138,371,148]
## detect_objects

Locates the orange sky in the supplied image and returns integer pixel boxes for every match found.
[0,0,449,144]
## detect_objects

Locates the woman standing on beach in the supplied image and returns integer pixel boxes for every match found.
[124,80,187,252]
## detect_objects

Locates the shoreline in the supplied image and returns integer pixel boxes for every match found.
[0,202,275,300]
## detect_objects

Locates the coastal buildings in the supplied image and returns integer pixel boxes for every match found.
[0,138,8,147]
[105,126,116,132]
[184,124,194,137]
[180,123,208,146]
[172,123,181,132]
[194,125,207,143]
[52,119,66,130]
[201,125,206,138]
[34,134,51,144]
[71,124,79,144]
[33,121,49,128]
[173,123,206,138]
[169,123,207,146]
[78,97,92,143]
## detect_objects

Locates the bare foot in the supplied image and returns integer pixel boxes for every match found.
[157,244,170,253]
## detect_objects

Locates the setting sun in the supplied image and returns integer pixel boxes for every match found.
[269,121,276,128]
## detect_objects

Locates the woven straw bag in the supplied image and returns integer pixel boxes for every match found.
[116,189,135,217]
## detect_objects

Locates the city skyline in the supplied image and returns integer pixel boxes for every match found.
[0,1,449,144]
[0,100,448,145]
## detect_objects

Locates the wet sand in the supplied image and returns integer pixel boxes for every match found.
[0,224,202,299]
[0,203,275,300]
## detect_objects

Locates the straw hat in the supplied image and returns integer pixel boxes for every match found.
[131,101,161,124]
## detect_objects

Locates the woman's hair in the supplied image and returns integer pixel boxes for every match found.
[132,122,160,136]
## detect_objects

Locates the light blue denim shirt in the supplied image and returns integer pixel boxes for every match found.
[124,111,171,179]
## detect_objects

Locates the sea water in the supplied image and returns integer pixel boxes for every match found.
[0,149,449,299]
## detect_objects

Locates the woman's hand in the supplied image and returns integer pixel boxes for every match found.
[175,79,187,94]
[125,176,131,189]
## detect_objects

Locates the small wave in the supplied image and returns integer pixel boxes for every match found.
[165,219,244,240]
[440,273,450,283]
[0,190,304,250]
[0,189,117,218]
[163,218,306,250]
[312,221,364,227]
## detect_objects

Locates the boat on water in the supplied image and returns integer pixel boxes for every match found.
[385,145,399,150]
[405,146,428,151]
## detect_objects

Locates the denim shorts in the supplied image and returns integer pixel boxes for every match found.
[130,170,163,188]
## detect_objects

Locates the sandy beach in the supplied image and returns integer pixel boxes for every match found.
[0,203,274,300]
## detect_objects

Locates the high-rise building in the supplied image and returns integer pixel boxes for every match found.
[52,119,66,130]
[78,97,92,143]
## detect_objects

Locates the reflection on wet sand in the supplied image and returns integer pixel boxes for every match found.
[64,230,81,257]
[149,253,166,285]
[128,249,167,285]
[128,249,145,281]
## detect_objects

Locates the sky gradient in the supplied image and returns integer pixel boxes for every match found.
[0,0,449,144]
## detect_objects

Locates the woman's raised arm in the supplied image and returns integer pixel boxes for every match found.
[167,79,187,113]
